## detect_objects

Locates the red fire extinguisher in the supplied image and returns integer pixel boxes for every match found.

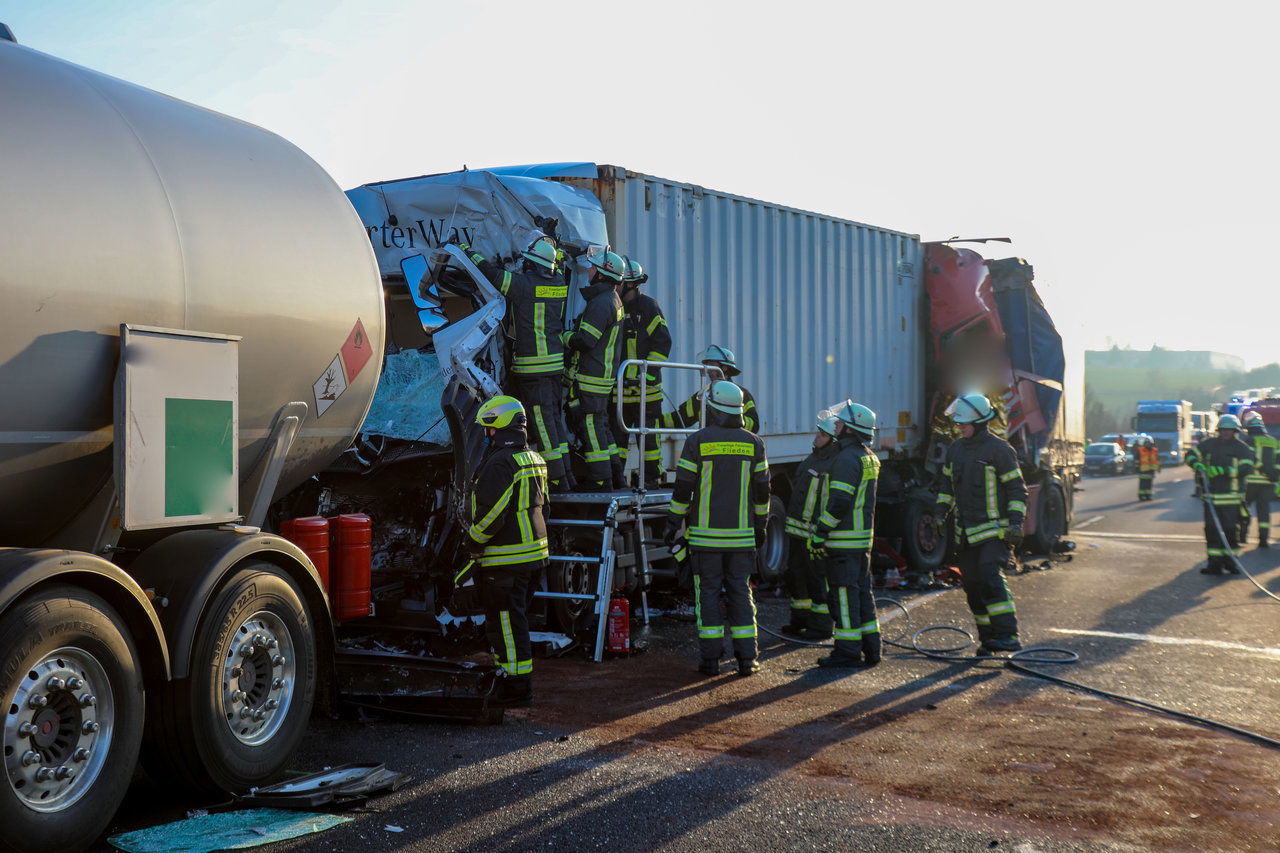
[606,595,630,654]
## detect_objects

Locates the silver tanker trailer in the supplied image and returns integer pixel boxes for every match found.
[0,29,384,852]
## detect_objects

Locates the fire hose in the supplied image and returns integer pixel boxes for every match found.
[762,587,1280,751]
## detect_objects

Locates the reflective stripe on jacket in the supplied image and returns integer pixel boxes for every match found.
[468,432,550,568]
[935,431,1028,546]
[468,251,567,376]
[812,435,879,551]
[619,292,672,403]
[785,442,840,538]
[1191,434,1256,503]
[668,423,771,550]
[567,281,624,395]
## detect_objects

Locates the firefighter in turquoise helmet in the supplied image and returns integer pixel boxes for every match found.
[1191,413,1255,573]
[780,413,840,639]
[466,395,550,705]
[809,400,881,667]
[665,381,771,676]
[933,392,1027,654]
[609,256,673,489]
[660,345,761,433]
[565,249,627,489]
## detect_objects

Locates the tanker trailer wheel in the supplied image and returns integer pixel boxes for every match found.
[900,494,946,573]
[142,562,316,795]
[1028,485,1067,554]
[0,586,144,853]
[754,496,788,585]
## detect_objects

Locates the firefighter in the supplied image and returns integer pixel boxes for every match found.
[780,415,840,639]
[610,257,673,489]
[1240,411,1276,548]
[466,396,550,706]
[660,345,761,433]
[1189,414,1254,574]
[808,401,881,668]
[461,237,572,490]
[1136,434,1160,501]
[565,249,627,490]
[932,393,1028,654]
[664,381,771,676]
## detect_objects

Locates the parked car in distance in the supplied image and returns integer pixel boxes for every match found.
[1085,442,1127,476]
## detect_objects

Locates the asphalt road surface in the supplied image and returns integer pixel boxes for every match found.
[98,466,1280,852]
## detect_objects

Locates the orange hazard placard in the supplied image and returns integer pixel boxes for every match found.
[340,319,372,383]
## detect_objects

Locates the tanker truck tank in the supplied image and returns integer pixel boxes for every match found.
[0,38,384,545]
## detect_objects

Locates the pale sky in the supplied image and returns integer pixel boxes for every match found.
[7,1,1279,368]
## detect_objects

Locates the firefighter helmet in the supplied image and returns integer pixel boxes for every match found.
[1218,414,1242,431]
[828,399,877,439]
[622,257,647,285]
[698,344,741,378]
[586,249,626,282]
[522,237,558,272]
[945,392,995,424]
[707,380,745,415]
[816,414,839,437]
[476,395,526,429]
[1243,410,1264,427]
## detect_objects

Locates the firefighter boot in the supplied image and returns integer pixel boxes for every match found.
[737,658,760,676]
[804,610,834,640]
[983,636,1022,654]
[698,658,720,676]
[861,631,881,668]
[493,674,533,707]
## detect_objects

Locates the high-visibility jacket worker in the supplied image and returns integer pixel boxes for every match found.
[466,396,550,706]
[933,393,1028,654]
[661,345,761,434]
[610,257,673,489]
[665,381,771,677]
[463,237,572,489]
[1191,416,1254,573]
[1136,435,1161,501]
[781,415,840,639]
[1240,411,1278,548]
[808,401,881,668]
[565,250,627,489]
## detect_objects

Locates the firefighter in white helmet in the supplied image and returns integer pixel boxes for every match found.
[565,249,627,489]
[933,393,1027,654]
[1191,414,1255,573]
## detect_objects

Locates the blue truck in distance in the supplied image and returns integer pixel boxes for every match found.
[1133,400,1194,464]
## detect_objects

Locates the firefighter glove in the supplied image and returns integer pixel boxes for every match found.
[663,526,678,550]
[1006,529,1024,550]
[807,534,828,559]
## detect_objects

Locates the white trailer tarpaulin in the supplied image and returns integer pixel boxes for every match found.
[346,165,609,276]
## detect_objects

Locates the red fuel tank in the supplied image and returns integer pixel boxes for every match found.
[279,516,330,592]
[330,513,373,621]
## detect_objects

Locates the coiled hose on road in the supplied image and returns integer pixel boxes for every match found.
[762,590,1280,751]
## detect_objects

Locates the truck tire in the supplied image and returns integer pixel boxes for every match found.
[900,495,946,573]
[547,542,592,634]
[0,586,144,853]
[755,496,788,584]
[1029,484,1067,554]
[142,562,316,794]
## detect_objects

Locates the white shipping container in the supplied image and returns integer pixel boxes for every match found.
[567,166,926,465]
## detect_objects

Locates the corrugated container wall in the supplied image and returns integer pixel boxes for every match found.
[572,166,926,465]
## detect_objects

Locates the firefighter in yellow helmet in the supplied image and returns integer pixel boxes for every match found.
[467,396,550,705]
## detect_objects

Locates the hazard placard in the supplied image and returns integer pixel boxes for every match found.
[340,318,373,384]
[313,354,348,417]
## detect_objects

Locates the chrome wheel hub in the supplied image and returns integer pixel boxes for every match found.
[4,648,112,811]
[219,611,295,746]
